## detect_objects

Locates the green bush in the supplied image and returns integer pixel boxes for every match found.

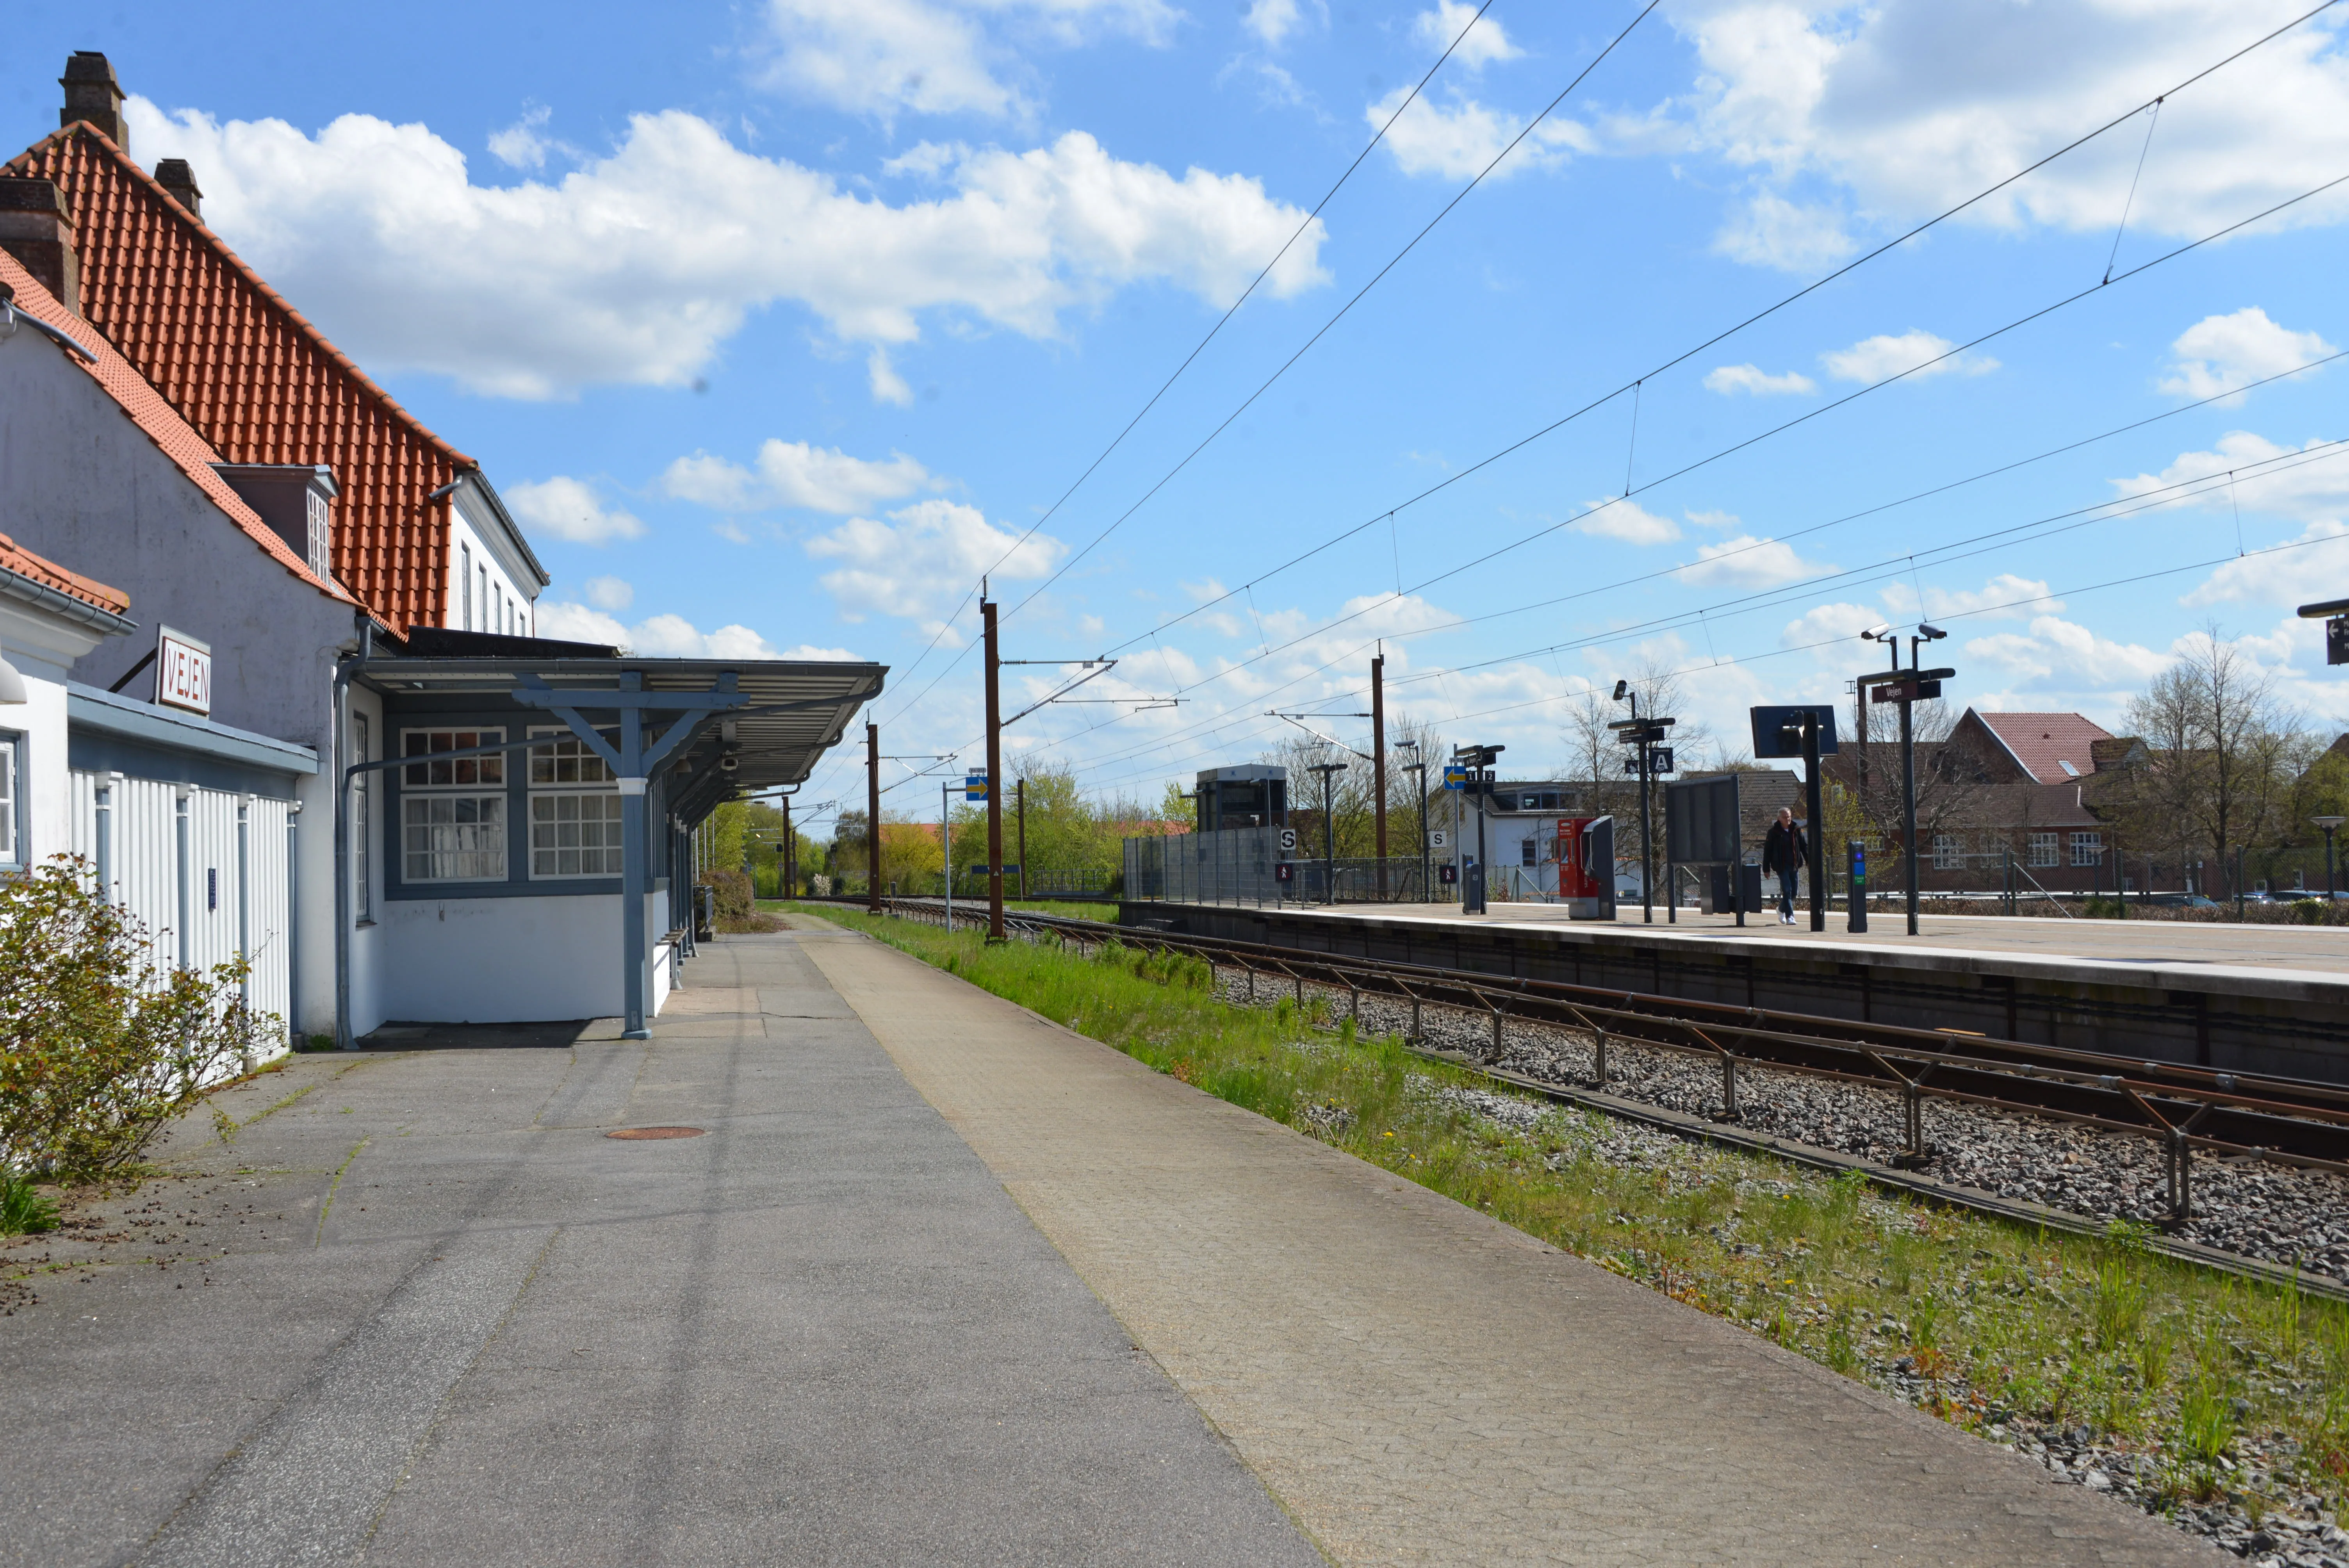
[0,1167,58,1234]
[0,857,271,1180]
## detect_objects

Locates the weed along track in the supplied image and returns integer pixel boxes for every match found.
[801,901,2349,1563]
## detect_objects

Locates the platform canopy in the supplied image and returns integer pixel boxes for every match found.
[353,648,886,825]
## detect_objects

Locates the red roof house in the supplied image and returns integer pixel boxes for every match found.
[2,54,543,636]
[1954,711,2116,786]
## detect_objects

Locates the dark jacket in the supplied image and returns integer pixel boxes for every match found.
[1763,820,1807,875]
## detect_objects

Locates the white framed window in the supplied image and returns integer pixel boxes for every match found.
[1931,834,1960,870]
[460,544,473,630]
[1519,837,1536,867]
[528,727,622,878]
[0,732,20,868]
[306,486,332,581]
[2028,831,2060,868]
[2071,832,2103,867]
[400,728,505,882]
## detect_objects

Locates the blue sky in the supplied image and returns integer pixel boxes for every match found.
[12,0,2349,824]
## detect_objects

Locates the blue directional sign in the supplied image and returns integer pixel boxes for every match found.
[1442,765,1467,791]
[964,770,990,802]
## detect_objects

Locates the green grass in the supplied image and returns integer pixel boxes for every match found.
[793,903,2349,1522]
[0,1169,60,1235]
[762,896,1117,923]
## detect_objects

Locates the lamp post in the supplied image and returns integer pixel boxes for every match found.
[1398,740,1428,903]
[1608,682,1673,924]
[1858,622,1952,936]
[2317,815,2346,901]
[1308,761,1347,905]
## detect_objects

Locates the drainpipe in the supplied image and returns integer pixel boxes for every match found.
[174,784,193,971]
[237,796,252,1012]
[333,616,372,1050]
[287,802,301,1051]
[94,773,114,905]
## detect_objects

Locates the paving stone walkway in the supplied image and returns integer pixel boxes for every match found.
[0,933,1314,1567]
[797,921,2218,1567]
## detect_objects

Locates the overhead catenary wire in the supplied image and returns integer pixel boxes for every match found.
[1063,0,2344,668]
[800,2,2345,806]
[873,0,1514,725]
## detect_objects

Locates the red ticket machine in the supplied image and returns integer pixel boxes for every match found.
[1554,816,1618,921]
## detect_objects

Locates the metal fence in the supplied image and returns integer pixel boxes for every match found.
[1124,828,1444,905]
[1025,867,1113,896]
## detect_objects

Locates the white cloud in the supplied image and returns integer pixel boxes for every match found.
[1684,509,1741,530]
[1820,329,1998,385]
[1702,361,1818,396]
[535,600,793,658]
[127,100,1330,399]
[1780,600,1884,648]
[804,498,1063,633]
[2157,307,2338,401]
[582,575,634,611]
[1575,498,1681,545]
[1243,0,1316,48]
[1965,615,2172,690]
[661,440,937,513]
[1413,0,1520,70]
[1676,534,1832,588]
[487,105,569,171]
[506,477,647,545]
[1711,191,1855,272]
[2113,432,2349,523]
[1674,1,2349,254]
[1369,88,1593,180]
[756,0,1179,121]
[867,347,915,407]
[2182,519,2349,606]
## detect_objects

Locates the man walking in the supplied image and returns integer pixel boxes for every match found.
[1763,807,1806,925]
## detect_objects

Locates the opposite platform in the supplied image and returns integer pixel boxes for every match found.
[1121,899,2349,1079]
[798,919,2214,1567]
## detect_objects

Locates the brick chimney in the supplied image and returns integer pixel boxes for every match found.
[61,52,128,151]
[155,158,202,219]
[0,179,79,313]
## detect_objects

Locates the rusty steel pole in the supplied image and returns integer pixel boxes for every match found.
[866,721,882,914]
[984,598,1005,941]
[1372,650,1388,900]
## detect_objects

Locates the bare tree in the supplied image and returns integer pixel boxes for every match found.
[2121,626,2297,895]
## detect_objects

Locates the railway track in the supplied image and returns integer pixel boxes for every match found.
[835,897,2349,1294]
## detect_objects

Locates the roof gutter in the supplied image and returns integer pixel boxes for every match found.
[0,561,136,636]
[454,468,551,590]
[1,298,97,362]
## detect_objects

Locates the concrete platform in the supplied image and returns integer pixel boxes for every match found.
[798,921,2211,1566]
[0,934,1314,1568]
[1124,900,2349,1081]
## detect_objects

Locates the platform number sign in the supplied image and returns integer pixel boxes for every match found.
[1279,828,1297,853]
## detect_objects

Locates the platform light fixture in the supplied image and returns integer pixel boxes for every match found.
[1917,623,1948,641]
[1860,624,1892,643]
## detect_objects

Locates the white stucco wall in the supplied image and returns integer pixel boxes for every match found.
[374,891,672,1024]
[0,326,359,1038]
[447,486,536,634]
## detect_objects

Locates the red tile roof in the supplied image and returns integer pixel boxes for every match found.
[0,247,357,610]
[1971,711,2115,786]
[5,121,465,634]
[0,529,127,616]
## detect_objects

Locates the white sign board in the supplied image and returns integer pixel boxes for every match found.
[1279,828,1297,853]
[1428,830,1448,849]
[155,626,212,716]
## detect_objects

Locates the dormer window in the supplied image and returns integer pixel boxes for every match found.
[212,463,339,585]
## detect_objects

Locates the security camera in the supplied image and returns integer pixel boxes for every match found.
[720,754,740,773]
[1611,679,1629,701]
[1861,623,1892,642]
[1918,623,1948,641]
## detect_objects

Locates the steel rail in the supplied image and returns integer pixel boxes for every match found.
[852,898,2349,1190]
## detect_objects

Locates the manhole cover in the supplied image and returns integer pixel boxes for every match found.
[605,1126,706,1140]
